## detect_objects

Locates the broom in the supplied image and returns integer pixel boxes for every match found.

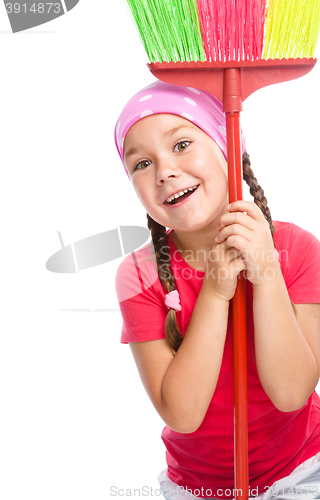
[123,1,320,498]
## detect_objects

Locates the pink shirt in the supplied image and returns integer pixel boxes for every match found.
[115,221,320,498]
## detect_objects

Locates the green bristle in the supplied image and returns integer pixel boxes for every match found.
[125,0,206,62]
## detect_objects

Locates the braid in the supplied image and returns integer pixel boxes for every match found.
[146,150,296,354]
[242,151,297,317]
[146,214,183,353]
[242,151,276,246]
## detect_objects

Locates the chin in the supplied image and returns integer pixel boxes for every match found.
[176,221,206,232]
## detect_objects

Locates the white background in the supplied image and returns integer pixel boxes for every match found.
[0,1,319,499]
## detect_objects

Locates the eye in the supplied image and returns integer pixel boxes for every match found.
[174,141,191,152]
[135,160,152,171]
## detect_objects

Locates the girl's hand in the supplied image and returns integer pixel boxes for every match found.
[215,201,279,287]
[204,239,246,302]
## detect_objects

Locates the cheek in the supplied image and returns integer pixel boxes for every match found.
[190,146,222,174]
[206,169,228,198]
[194,154,228,185]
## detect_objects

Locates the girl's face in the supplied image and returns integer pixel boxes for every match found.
[123,113,229,233]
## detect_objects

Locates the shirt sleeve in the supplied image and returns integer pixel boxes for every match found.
[115,249,167,344]
[284,223,320,304]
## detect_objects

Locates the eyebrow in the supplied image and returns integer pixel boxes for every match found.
[124,126,193,160]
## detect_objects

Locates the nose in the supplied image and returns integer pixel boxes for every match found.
[156,157,182,184]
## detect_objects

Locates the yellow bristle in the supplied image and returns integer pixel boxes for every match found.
[263,0,320,59]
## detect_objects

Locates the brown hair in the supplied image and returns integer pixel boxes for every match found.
[147,151,296,353]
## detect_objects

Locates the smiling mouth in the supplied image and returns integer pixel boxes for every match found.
[165,185,200,205]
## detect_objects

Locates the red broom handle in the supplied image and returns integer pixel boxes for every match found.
[224,69,249,500]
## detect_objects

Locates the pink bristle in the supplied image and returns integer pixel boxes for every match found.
[197,0,266,61]
[197,0,211,61]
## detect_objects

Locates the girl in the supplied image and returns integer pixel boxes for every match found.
[114,81,320,500]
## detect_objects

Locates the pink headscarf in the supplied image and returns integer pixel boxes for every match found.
[114,80,246,180]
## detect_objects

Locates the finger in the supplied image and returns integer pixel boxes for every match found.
[226,247,243,263]
[212,242,242,263]
[230,257,247,279]
[216,223,252,244]
[218,211,256,231]
[222,234,250,253]
[227,200,266,222]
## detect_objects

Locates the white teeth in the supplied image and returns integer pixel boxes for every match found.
[166,185,198,203]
